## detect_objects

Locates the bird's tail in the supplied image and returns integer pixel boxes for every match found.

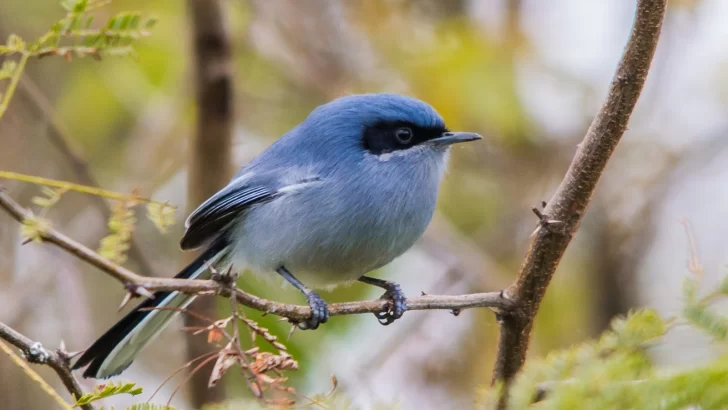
[72,239,230,379]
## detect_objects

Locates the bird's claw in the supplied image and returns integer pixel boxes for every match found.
[375,283,407,326]
[299,291,329,330]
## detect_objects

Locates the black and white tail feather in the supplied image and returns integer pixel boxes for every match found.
[73,175,277,379]
[72,238,229,379]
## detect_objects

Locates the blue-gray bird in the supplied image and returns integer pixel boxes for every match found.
[72,93,481,379]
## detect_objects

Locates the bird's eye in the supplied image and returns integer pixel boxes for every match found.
[394,127,413,144]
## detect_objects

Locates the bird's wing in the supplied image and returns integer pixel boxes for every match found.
[180,173,277,250]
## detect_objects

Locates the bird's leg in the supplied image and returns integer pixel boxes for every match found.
[276,266,329,330]
[359,276,407,325]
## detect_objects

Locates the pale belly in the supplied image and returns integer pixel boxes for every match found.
[227,182,437,289]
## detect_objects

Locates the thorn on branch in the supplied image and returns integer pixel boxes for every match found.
[119,282,153,310]
[450,309,461,316]
[55,340,74,366]
[493,311,505,324]
[211,265,235,286]
[57,348,81,366]
[530,207,564,236]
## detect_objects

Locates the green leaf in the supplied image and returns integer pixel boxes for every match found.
[718,274,728,295]
[0,60,18,80]
[50,21,64,34]
[69,14,85,31]
[128,14,141,30]
[602,309,666,351]
[6,34,26,52]
[98,200,137,264]
[31,186,67,208]
[684,304,728,342]
[126,404,176,410]
[146,202,176,233]
[60,0,89,13]
[21,216,51,243]
[144,18,158,29]
[73,381,143,406]
[683,276,700,304]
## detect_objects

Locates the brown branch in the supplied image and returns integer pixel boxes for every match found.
[0,188,512,321]
[0,320,93,410]
[185,0,236,404]
[491,0,667,396]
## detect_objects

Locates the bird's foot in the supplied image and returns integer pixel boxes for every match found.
[375,282,407,326]
[299,291,329,330]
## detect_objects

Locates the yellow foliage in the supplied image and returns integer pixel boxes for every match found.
[99,200,137,264]
[21,215,52,244]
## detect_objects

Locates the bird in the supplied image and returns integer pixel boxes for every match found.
[72,93,482,379]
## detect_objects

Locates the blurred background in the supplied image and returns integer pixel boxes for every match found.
[1,0,727,409]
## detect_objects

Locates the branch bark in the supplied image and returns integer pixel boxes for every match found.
[491,0,667,394]
[184,0,235,405]
[0,320,92,410]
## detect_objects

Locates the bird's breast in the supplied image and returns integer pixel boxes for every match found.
[229,153,446,288]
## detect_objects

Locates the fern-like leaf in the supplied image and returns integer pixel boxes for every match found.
[125,404,176,410]
[73,381,143,406]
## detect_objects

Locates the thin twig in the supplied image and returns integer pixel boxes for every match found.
[0,188,512,322]
[0,320,93,410]
[0,171,172,207]
[0,53,29,119]
[490,0,667,401]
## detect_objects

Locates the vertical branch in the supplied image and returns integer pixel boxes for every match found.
[491,0,667,398]
[184,0,234,406]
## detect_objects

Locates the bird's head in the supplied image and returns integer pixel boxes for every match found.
[299,93,481,162]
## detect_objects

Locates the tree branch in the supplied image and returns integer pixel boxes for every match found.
[184,0,236,404]
[0,320,92,410]
[491,0,667,392]
[0,188,513,324]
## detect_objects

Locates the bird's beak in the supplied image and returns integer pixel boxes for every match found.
[428,131,482,146]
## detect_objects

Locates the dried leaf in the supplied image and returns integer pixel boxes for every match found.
[207,327,224,344]
[250,352,298,374]
[208,342,239,388]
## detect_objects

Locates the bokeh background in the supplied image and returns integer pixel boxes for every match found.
[1,0,727,409]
